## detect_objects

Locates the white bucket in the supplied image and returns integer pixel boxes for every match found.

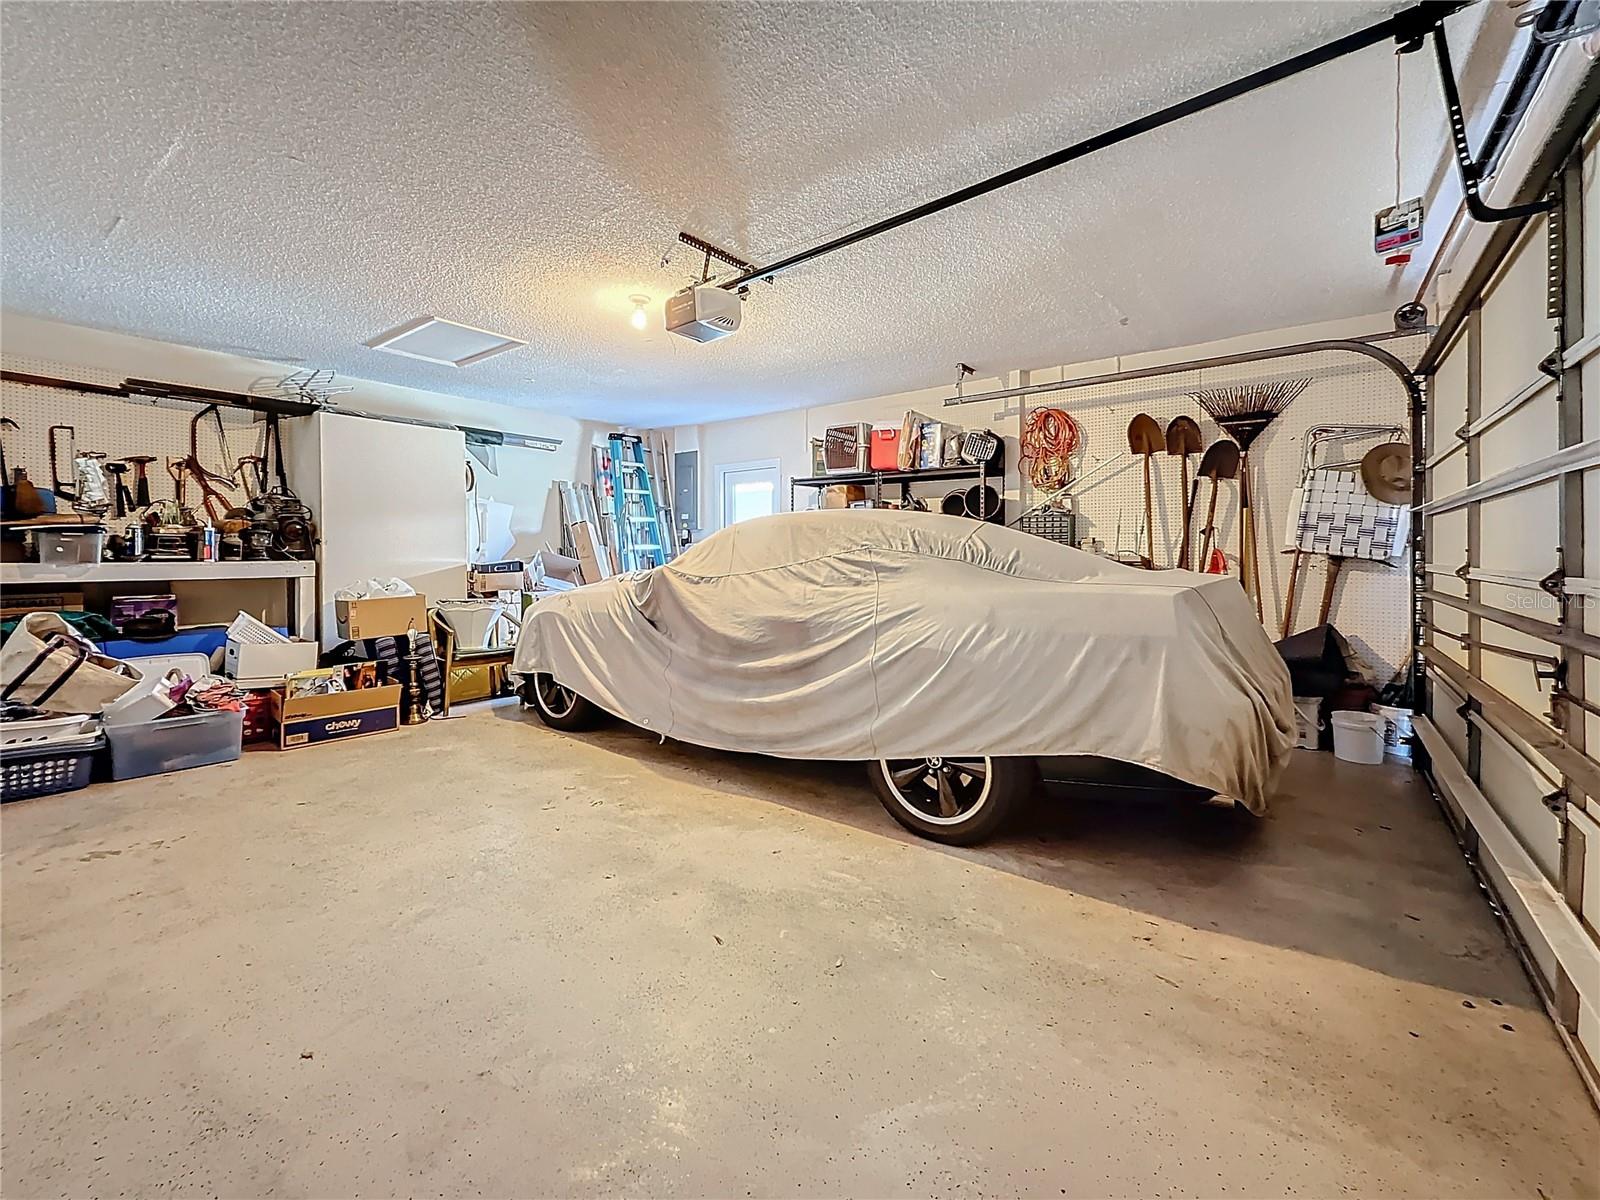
[1331,710,1387,765]
[1292,697,1323,750]
[1372,704,1414,761]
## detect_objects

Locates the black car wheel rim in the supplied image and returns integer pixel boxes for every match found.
[880,757,992,826]
[534,674,578,719]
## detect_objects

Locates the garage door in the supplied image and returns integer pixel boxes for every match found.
[1418,122,1600,1094]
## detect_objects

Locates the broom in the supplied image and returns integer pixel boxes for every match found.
[1188,379,1310,621]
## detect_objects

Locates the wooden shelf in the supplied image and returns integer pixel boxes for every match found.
[2,560,316,586]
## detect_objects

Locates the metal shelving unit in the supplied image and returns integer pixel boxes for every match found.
[1,560,317,640]
[790,463,1000,519]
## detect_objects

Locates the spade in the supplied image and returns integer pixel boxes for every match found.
[1195,440,1240,571]
[1127,414,1164,567]
[1165,416,1204,569]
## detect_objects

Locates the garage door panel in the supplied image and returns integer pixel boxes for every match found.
[1478,727,1563,883]
[1480,631,1561,715]
[1429,670,1472,772]
[1585,462,1600,589]
[1431,338,1469,447]
[1479,483,1561,574]
[1429,508,1468,565]
[1479,396,1560,477]
[1582,349,1600,437]
[1432,443,1469,497]
[1585,136,1600,332]
[1482,225,1559,407]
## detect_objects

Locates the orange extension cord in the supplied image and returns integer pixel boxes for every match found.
[1020,407,1081,491]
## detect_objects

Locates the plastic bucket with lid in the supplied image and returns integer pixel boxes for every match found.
[1331,710,1386,764]
[1372,704,1414,761]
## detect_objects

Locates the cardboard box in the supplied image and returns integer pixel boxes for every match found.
[821,484,868,509]
[225,638,320,687]
[271,684,402,749]
[470,570,529,593]
[569,521,613,585]
[334,595,429,640]
[0,590,84,618]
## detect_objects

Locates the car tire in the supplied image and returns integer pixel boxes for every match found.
[522,672,603,732]
[868,755,1035,845]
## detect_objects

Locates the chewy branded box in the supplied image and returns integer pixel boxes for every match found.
[271,685,402,749]
[334,596,428,640]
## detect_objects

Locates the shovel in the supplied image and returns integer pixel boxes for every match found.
[1127,414,1164,567]
[1195,440,1240,571]
[1165,416,1203,569]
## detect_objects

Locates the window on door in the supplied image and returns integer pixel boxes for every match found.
[717,459,782,528]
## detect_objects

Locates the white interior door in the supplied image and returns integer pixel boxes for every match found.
[717,459,781,528]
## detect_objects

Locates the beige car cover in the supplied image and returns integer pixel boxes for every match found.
[514,509,1295,812]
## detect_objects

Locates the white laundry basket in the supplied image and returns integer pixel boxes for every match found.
[1331,711,1386,764]
[435,599,505,650]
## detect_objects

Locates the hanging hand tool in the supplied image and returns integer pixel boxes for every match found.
[48,425,77,501]
[236,455,267,504]
[1316,555,1346,628]
[1164,416,1203,570]
[1239,471,1261,619]
[124,455,156,508]
[1280,549,1303,639]
[0,417,15,518]
[1194,440,1239,572]
[1126,414,1163,567]
[177,404,240,524]
[104,461,134,518]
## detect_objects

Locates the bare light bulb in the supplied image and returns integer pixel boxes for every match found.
[629,294,649,331]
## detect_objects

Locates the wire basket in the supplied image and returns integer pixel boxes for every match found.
[1,736,104,802]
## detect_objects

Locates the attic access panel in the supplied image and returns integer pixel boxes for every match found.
[365,316,526,368]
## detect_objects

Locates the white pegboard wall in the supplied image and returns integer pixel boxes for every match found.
[1006,334,1425,686]
[1,353,269,510]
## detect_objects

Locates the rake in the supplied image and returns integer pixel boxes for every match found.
[1189,379,1310,620]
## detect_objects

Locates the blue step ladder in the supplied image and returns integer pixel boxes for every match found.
[605,433,671,572]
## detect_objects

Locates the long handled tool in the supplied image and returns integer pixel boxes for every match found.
[1127,414,1163,567]
[1165,416,1203,569]
[48,425,77,501]
[1191,380,1310,622]
[1316,555,1346,627]
[1281,549,1304,638]
[1195,440,1240,572]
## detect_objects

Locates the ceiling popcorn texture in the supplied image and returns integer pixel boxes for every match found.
[2,1,1448,425]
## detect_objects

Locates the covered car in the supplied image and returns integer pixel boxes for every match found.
[513,509,1294,843]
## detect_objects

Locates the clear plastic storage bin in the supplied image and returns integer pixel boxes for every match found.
[106,708,244,781]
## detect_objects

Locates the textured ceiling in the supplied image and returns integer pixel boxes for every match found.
[2,1,1464,425]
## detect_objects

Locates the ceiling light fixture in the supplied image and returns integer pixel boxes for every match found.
[629,295,650,331]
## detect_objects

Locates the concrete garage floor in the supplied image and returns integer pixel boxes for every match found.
[3,703,1597,1198]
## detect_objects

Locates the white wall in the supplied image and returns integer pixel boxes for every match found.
[674,310,1418,682]
[0,310,603,563]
